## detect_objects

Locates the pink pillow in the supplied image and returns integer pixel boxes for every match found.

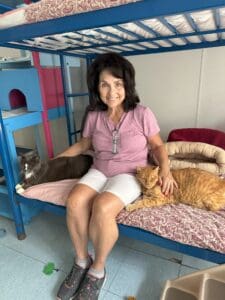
[20,179,78,206]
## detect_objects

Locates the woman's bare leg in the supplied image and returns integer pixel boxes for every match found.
[66,183,98,259]
[89,192,124,270]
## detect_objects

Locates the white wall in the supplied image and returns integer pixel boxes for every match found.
[129,48,225,141]
[197,47,225,130]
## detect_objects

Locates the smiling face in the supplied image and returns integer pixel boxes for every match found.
[98,70,125,110]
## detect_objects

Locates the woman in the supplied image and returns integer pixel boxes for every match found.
[57,52,176,300]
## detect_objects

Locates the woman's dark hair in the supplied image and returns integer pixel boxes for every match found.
[86,52,140,112]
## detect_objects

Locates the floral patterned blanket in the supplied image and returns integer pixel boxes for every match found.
[25,0,140,23]
[0,0,140,29]
[20,178,225,254]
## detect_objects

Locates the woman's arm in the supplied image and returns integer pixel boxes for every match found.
[56,137,92,158]
[147,133,177,195]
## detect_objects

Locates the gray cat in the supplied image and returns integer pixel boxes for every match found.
[17,150,93,190]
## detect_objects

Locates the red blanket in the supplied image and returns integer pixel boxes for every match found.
[167,128,225,150]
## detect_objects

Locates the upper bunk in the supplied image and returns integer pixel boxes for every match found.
[1,0,225,58]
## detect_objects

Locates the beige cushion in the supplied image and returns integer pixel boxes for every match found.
[165,141,225,175]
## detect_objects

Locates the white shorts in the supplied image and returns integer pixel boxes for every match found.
[78,168,141,205]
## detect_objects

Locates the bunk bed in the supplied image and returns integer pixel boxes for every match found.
[1,0,225,264]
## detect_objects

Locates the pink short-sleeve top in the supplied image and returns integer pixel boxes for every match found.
[82,104,160,177]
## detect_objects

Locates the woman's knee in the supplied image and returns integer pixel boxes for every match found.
[91,193,123,220]
[66,184,97,214]
[66,194,80,213]
[92,197,108,218]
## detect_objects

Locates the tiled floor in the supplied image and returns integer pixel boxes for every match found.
[0,212,217,300]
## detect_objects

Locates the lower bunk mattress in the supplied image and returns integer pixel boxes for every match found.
[19,178,225,255]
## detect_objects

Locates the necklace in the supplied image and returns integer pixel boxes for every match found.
[103,112,126,154]
[112,129,119,154]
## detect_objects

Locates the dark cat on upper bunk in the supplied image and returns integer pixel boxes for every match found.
[15,150,93,192]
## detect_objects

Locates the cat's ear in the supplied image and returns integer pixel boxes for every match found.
[31,148,39,155]
[29,149,40,159]
[137,166,141,172]
[19,153,27,164]
[154,166,159,173]
[18,151,27,158]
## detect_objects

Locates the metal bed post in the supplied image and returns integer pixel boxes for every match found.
[59,54,74,146]
[0,110,26,240]
[60,54,90,145]
[86,56,93,108]
[0,3,13,13]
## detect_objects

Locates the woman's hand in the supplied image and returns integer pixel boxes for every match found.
[147,134,178,195]
[158,169,177,196]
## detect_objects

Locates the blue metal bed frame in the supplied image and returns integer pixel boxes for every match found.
[0,3,13,13]
[1,0,225,264]
[1,0,225,57]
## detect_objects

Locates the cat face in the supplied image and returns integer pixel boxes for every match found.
[136,166,159,188]
[20,150,41,179]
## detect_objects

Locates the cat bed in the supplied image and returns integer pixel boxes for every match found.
[167,128,225,150]
[18,178,225,254]
[165,141,225,175]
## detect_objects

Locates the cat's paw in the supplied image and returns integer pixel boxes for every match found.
[125,204,135,212]
[125,202,141,212]
[15,184,25,194]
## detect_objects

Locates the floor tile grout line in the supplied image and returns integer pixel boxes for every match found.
[1,238,201,274]
[1,215,181,265]
[107,263,122,290]
[103,290,124,299]
[0,242,66,271]
[1,217,211,275]
[117,241,214,271]
[116,241,183,266]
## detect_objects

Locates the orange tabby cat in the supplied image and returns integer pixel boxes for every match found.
[126,166,225,212]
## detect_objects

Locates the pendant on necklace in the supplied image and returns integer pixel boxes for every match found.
[112,129,119,154]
